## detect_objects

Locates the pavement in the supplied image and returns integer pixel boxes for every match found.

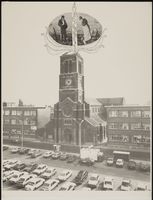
[3,145,151,191]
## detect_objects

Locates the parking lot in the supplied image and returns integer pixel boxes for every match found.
[3,145,151,191]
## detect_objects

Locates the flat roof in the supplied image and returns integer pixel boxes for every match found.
[105,105,150,108]
[113,151,130,155]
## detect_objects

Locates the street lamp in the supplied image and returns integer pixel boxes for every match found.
[76,119,84,150]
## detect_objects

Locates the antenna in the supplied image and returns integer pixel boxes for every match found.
[72,2,78,53]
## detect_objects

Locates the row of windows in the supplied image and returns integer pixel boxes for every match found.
[3,129,35,134]
[91,107,100,113]
[61,60,83,74]
[3,110,37,116]
[109,110,150,118]
[108,123,150,130]
[4,119,36,125]
[109,135,150,144]
[64,119,72,125]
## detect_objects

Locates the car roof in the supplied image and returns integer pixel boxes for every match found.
[122,179,130,183]
[46,167,55,171]
[104,177,113,181]
[62,182,76,187]
[61,169,71,173]
[28,177,43,183]
[90,173,98,178]
[45,179,59,184]
[117,159,123,161]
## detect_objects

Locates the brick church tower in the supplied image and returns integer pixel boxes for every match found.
[54,52,86,145]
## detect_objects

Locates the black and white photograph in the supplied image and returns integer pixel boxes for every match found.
[2,2,152,200]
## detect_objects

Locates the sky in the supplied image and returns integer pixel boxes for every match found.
[2,2,152,107]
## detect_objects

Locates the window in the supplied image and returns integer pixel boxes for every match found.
[24,119,29,125]
[17,119,23,125]
[30,120,36,125]
[142,124,150,130]
[132,135,150,144]
[11,119,16,125]
[4,119,9,124]
[108,123,118,129]
[64,119,72,125]
[131,111,141,117]
[17,110,22,116]
[131,123,141,130]
[109,111,118,117]
[118,111,128,117]
[119,123,129,130]
[12,110,17,115]
[78,61,82,74]
[32,111,36,116]
[142,111,150,118]
[24,111,30,116]
[4,110,10,115]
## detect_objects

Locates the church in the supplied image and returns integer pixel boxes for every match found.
[53,52,122,147]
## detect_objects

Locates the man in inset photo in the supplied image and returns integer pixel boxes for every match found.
[58,15,68,44]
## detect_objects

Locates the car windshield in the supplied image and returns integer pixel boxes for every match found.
[60,187,66,191]
[59,172,65,176]
[19,178,25,182]
[90,176,97,181]
[43,183,50,187]
[108,158,113,161]
[28,182,34,186]
[38,166,43,169]
[12,175,18,178]
[46,170,51,173]
[105,181,112,185]
[122,181,129,187]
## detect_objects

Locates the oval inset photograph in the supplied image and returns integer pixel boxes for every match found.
[47,13,102,46]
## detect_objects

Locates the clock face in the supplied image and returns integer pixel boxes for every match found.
[62,104,73,117]
[65,78,72,86]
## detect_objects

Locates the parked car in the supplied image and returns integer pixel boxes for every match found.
[3,170,18,182]
[116,159,124,168]
[31,150,42,158]
[3,159,12,167]
[138,162,150,172]
[33,164,47,175]
[19,148,30,154]
[4,160,19,170]
[10,147,21,153]
[79,158,94,166]
[120,179,132,191]
[101,177,114,191]
[59,182,76,191]
[73,170,88,186]
[39,179,60,191]
[40,168,56,180]
[127,160,136,170]
[81,187,91,191]
[3,145,9,151]
[57,170,72,182]
[87,173,100,188]
[97,152,105,162]
[8,171,28,184]
[135,183,148,191]
[16,174,37,188]
[27,149,37,155]
[106,158,114,166]
[25,178,45,191]
[60,153,68,161]
[51,152,61,159]
[43,151,53,158]
[67,155,76,163]
[13,162,27,171]
[23,163,38,173]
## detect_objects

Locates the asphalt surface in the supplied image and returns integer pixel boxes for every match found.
[3,146,151,191]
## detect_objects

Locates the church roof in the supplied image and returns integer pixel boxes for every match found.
[97,97,124,106]
[85,115,106,127]
[85,98,101,106]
